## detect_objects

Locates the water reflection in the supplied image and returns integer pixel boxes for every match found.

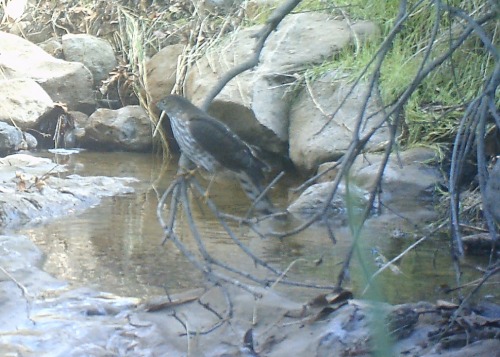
[16,151,497,303]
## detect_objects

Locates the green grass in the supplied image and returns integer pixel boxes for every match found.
[297,0,497,146]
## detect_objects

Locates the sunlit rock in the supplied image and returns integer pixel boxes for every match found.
[62,34,117,86]
[145,43,185,110]
[289,70,388,173]
[0,78,55,130]
[0,31,95,112]
[80,105,153,152]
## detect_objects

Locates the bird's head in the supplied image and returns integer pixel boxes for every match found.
[156,95,184,113]
[156,95,206,121]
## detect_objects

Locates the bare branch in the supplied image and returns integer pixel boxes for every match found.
[200,0,303,110]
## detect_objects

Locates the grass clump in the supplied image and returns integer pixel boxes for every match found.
[301,0,497,147]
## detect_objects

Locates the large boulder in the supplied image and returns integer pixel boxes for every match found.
[289,70,389,173]
[80,106,152,152]
[288,147,441,224]
[62,34,117,86]
[0,31,95,112]
[185,13,379,156]
[145,44,185,109]
[349,147,441,211]
[0,78,55,130]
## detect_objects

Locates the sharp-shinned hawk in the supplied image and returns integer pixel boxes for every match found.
[157,95,276,215]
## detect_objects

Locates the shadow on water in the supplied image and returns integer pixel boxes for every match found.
[16,151,498,304]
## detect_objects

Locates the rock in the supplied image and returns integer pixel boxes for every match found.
[289,70,389,173]
[80,106,152,152]
[38,37,64,58]
[68,111,90,145]
[423,340,500,357]
[0,78,55,130]
[23,132,38,150]
[349,147,441,213]
[0,154,66,175]
[62,33,117,86]
[0,76,73,150]
[0,154,137,228]
[145,44,185,109]
[290,148,441,224]
[0,31,95,112]
[259,14,379,72]
[287,181,367,223]
[3,0,27,21]
[0,122,23,154]
[185,13,379,157]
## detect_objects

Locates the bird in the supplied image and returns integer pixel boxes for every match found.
[156,95,276,215]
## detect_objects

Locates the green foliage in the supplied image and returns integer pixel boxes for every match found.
[301,0,497,146]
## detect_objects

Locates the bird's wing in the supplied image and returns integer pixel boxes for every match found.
[188,115,265,182]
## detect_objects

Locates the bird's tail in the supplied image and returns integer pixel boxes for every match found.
[237,171,276,216]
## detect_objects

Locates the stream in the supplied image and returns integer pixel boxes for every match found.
[11,150,497,304]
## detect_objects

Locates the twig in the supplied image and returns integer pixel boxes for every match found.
[361,221,447,295]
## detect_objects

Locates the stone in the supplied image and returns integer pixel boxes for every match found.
[289,70,389,173]
[145,44,185,110]
[62,33,118,86]
[185,13,379,157]
[0,78,55,130]
[289,148,442,224]
[0,31,95,112]
[80,106,152,152]
[38,37,64,58]
[287,181,367,223]
[23,132,38,150]
[349,147,441,212]
[0,154,137,228]
[0,122,23,155]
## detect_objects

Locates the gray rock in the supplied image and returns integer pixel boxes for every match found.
[81,106,152,152]
[260,14,379,72]
[38,37,63,58]
[289,70,389,173]
[68,111,90,144]
[0,153,137,228]
[23,132,38,150]
[62,33,117,86]
[0,122,23,154]
[288,181,367,223]
[290,148,442,224]
[0,78,55,130]
[0,31,95,112]
[185,13,379,158]
[350,147,441,212]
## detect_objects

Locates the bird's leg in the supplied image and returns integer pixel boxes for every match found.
[177,153,198,177]
[203,173,218,202]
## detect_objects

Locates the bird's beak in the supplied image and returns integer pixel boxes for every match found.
[153,110,167,138]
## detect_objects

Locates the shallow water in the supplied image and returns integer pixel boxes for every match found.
[15,151,498,304]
